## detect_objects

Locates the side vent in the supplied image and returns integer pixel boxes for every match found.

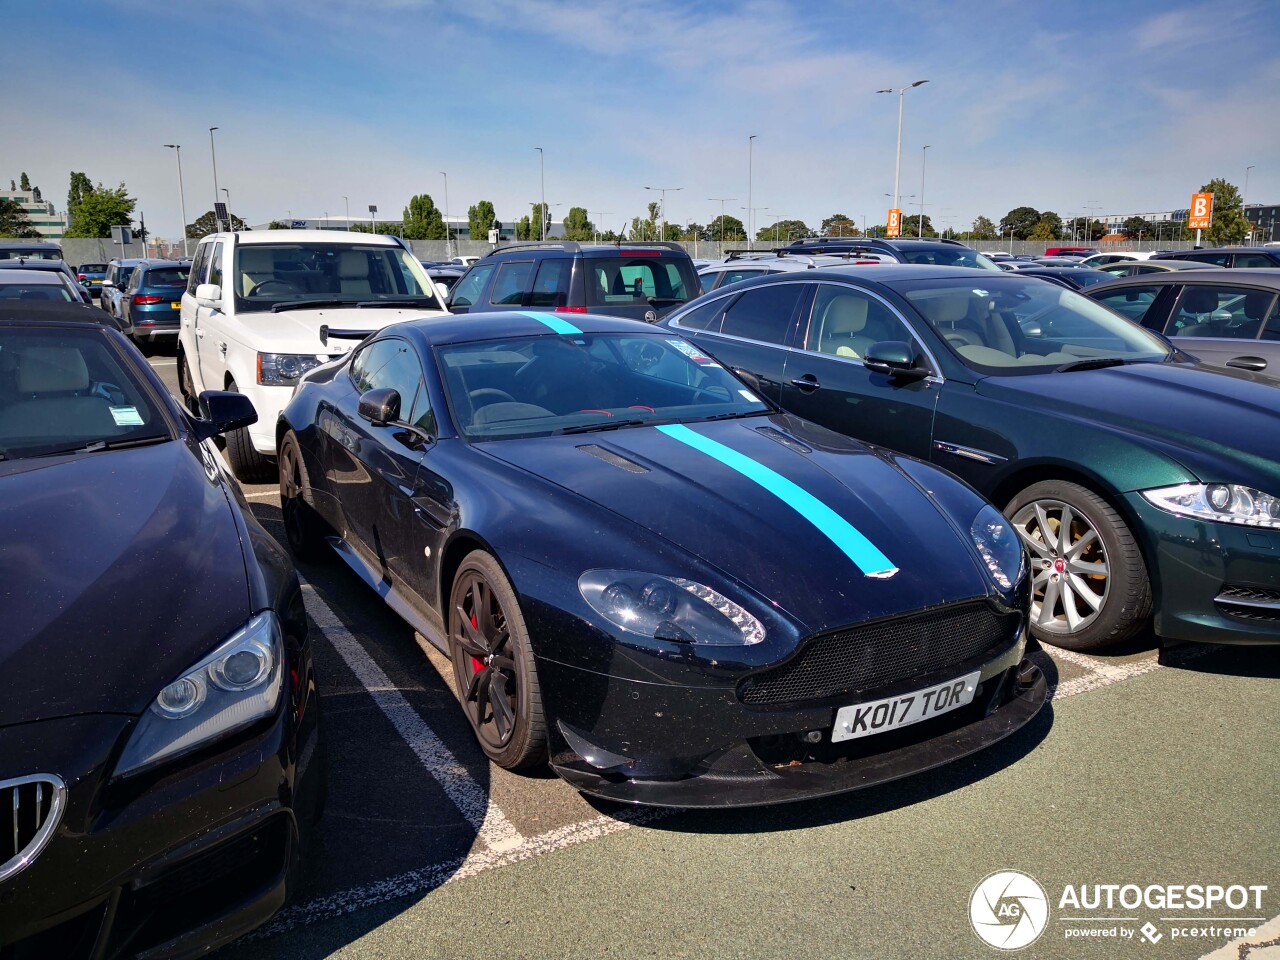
[755,426,812,455]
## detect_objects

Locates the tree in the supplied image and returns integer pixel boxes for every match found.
[900,214,936,238]
[187,209,248,238]
[268,220,291,229]
[562,206,594,241]
[64,182,136,238]
[1121,216,1151,240]
[67,172,94,231]
[8,180,13,191]
[515,214,534,240]
[680,222,709,242]
[1198,177,1251,245]
[822,213,858,237]
[401,193,445,240]
[1065,216,1105,241]
[1037,211,1063,237]
[627,216,653,241]
[999,206,1041,240]
[351,222,400,235]
[19,172,30,192]
[468,200,497,240]
[1027,220,1057,241]
[970,215,997,240]
[708,214,746,243]
[757,219,810,244]
[0,198,39,237]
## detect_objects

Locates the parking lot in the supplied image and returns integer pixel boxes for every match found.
[134,348,1280,960]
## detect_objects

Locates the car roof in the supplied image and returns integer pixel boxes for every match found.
[391,310,678,348]
[0,258,71,270]
[202,229,405,246]
[134,259,185,268]
[1088,269,1280,290]
[108,258,149,266]
[479,241,691,260]
[0,304,115,324]
[0,269,67,282]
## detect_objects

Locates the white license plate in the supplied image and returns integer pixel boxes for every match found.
[832,670,981,743]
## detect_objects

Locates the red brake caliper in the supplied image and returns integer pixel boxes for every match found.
[470,610,484,674]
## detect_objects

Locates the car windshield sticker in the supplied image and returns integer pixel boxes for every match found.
[110,406,145,426]
[523,312,584,336]
[972,289,988,297]
[655,423,897,578]
[738,389,759,402]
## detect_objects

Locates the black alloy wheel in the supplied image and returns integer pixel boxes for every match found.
[279,432,330,562]
[448,551,546,770]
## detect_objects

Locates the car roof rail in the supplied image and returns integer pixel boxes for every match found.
[723,249,782,262]
[780,237,898,254]
[609,241,689,253]
[483,240,583,257]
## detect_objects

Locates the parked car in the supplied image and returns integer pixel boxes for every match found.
[663,265,1280,651]
[447,241,702,322]
[75,261,108,296]
[1079,252,1156,268]
[277,310,1045,806]
[178,230,449,482]
[118,259,190,352]
[449,256,480,267]
[420,261,466,298]
[0,296,119,330]
[0,267,99,306]
[1151,247,1280,268]
[1044,246,1099,257]
[698,251,890,292]
[101,258,147,321]
[0,312,321,955]
[0,240,62,260]
[1031,256,1087,267]
[0,258,94,304]
[1013,267,1115,290]
[1095,260,1219,279]
[786,237,1002,271]
[1085,269,1280,378]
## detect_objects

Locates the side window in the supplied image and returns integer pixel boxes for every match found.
[1233,254,1278,269]
[1170,286,1276,338]
[1091,287,1159,324]
[804,284,915,359]
[714,269,768,288]
[717,283,806,345]
[349,338,423,415]
[187,244,212,295]
[209,242,224,288]
[673,296,729,333]
[408,380,436,436]
[450,263,494,307]
[528,259,571,308]
[489,260,535,306]
[1187,253,1230,266]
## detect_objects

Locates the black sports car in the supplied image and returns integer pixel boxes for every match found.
[278,311,1045,807]
[0,316,321,956]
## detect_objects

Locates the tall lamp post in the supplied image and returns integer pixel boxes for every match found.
[919,145,931,237]
[163,144,189,256]
[591,212,613,243]
[208,127,221,228]
[644,186,683,241]
[741,206,768,246]
[440,171,451,257]
[875,80,929,216]
[343,195,350,231]
[707,197,737,246]
[534,147,545,240]
[747,135,757,249]
[1243,164,1256,241]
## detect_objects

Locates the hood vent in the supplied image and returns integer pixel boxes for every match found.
[577,445,649,474]
[755,426,813,455]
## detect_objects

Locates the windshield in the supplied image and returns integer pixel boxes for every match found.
[233,242,438,313]
[889,276,1172,374]
[437,332,770,440]
[897,246,1003,271]
[0,328,171,460]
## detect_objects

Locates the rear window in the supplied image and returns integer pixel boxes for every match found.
[144,267,189,287]
[0,279,75,302]
[79,263,107,273]
[584,255,699,308]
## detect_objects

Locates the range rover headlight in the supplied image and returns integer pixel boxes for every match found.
[258,352,324,386]
[115,612,284,777]
[579,570,765,645]
[1143,483,1280,529]
[970,504,1025,590]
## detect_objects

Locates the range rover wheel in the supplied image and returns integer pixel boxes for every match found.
[223,378,275,483]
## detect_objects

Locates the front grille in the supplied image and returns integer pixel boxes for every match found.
[0,774,66,883]
[1215,585,1280,622]
[739,600,1017,707]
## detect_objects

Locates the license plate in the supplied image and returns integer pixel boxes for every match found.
[170,301,181,309]
[832,670,981,743]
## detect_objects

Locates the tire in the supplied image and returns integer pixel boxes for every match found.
[1005,480,1152,652]
[176,350,200,416]
[447,551,546,770]
[279,431,330,562]
[223,378,275,484]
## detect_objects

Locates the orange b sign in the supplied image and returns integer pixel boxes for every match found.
[886,207,902,237]
[1188,192,1213,230]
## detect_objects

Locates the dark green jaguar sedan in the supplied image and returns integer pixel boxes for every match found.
[663,266,1280,652]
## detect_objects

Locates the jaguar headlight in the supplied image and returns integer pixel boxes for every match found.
[115,611,284,777]
[1143,483,1280,529]
[258,352,324,386]
[579,570,765,645]
[970,504,1025,590]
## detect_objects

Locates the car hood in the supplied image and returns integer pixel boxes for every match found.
[232,305,447,355]
[0,441,252,726]
[481,415,993,635]
[977,361,1280,481]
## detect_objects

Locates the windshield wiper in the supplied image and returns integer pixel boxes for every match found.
[356,298,440,309]
[696,410,769,422]
[33,434,171,458]
[1055,357,1134,373]
[558,418,652,435]
[271,299,354,313]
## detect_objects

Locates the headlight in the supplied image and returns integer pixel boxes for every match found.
[578,570,765,645]
[258,352,324,386]
[970,505,1024,590]
[1143,483,1280,529]
[115,612,285,777]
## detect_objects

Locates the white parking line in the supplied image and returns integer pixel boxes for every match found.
[299,578,525,854]
[1048,644,1210,699]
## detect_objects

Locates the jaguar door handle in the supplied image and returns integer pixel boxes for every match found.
[790,374,821,393]
[1226,356,1267,372]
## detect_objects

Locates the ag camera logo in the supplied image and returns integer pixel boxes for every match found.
[970,870,1049,950]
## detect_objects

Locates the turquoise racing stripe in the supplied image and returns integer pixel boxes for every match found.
[523,312,583,336]
[655,423,897,577]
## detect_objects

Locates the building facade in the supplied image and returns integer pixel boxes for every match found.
[1244,204,1280,243]
[0,186,67,238]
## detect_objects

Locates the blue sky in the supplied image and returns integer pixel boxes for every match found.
[3,0,1278,241]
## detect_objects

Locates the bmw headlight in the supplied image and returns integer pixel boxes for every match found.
[970,505,1025,590]
[115,612,284,777]
[578,570,765,645]
[1143,483,1280,529]
[258,352,324,386]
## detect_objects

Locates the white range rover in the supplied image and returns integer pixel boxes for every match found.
[178,230,448,481]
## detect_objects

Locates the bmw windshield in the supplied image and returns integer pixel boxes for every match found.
[233,242,440,313]
[437,332,770,440]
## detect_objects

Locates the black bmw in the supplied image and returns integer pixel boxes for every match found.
[278,311,1045,807]
[0,311,321,956]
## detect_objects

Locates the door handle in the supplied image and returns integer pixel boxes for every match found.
[790,374,821,393]
[195,327,205,338]
[1226,356,1267,372]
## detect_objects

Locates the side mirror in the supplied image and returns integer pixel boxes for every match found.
[358,387,401,426]
[863,341,930,380]
[195,282,222,307]
[102,281,115,288]
[193,390,257,440]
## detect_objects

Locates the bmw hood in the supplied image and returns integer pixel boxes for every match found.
[482,415,996,635]
[0,441,252,725]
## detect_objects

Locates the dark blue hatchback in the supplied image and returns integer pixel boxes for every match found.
[119,259,190,351]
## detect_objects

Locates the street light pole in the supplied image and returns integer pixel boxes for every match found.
[707,197,737,247]
[343,195,350,231]
[591,212,613,244]
[645,186,683,242]
[534,147,545,241]
[919,145,930,237]
[875,80,928,219]
[747,134,756,249]
[208,127,221,228]
[1243,164,1256,241]
[440,171,451,257]
[163,144,189,256]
